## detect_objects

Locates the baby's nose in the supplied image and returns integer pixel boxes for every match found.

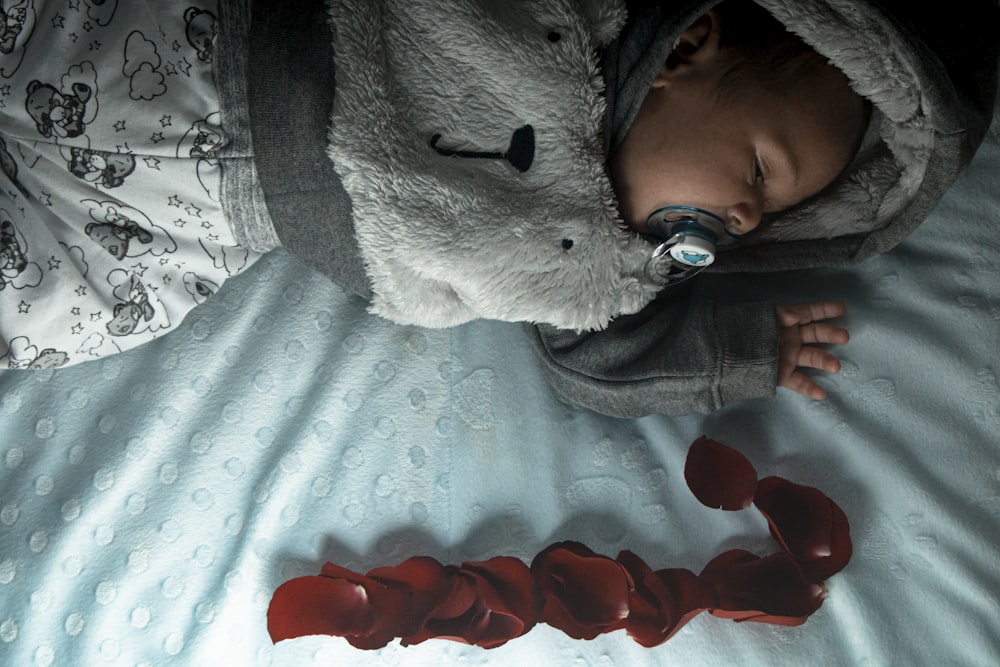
[725,202,762,236]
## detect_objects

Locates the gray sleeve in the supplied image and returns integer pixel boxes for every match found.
[524,292,779,417]
[246,0,372,300]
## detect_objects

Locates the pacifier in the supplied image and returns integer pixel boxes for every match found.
[644,206,744,285]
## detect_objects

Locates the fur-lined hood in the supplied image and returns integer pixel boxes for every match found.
[711,0,998,271]
[325,0,997,328]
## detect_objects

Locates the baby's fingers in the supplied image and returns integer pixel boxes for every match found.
[797,346,842,374]
[799,322,850,346]
[776,301,847,327]
[780,370,829,400]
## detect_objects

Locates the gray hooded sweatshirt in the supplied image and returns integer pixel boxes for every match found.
[215,0,998,416]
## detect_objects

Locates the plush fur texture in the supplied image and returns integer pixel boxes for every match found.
[326,0,662,330]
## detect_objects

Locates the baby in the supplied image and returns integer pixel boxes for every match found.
[0,0,994,418]
[610,1,868,401]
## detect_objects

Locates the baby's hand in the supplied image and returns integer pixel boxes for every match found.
[775,302,849,400]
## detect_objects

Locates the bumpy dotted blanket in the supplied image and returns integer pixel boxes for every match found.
[1,119,998,667]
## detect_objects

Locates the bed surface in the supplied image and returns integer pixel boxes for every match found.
[2,121,999,666]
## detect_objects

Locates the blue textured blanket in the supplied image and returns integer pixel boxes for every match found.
[1,126,998,666]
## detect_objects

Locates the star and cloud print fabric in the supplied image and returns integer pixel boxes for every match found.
[0,0,258,369]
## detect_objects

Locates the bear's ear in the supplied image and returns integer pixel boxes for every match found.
[184,7,199,21]
[26,79,41,95]
[71,82,91,104]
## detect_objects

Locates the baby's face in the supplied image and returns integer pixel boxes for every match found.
[612,50,865,238]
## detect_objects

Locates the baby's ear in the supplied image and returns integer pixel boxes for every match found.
[653,10,722,86]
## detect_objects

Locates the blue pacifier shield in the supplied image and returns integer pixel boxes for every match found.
[644,206,746,283]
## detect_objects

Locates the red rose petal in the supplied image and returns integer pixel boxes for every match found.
[400,569,479,647]
[319,561,368,579]
[462,557,541,631]
[754,477,853,582]
[616,551,713,647]
[267,576,372,643]
[397,557,538,648]
[431,569,481,619]
[314,561,433,649]
[367,556,450,594]
[366,556,454,638]
[800,498,852,583]
[700,549,825,625]
[685,436,758,510]
[753,477,832,560]
[531,542,632,640]
[408,558,539,649]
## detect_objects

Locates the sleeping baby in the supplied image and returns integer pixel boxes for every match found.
[0,0,995,416]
